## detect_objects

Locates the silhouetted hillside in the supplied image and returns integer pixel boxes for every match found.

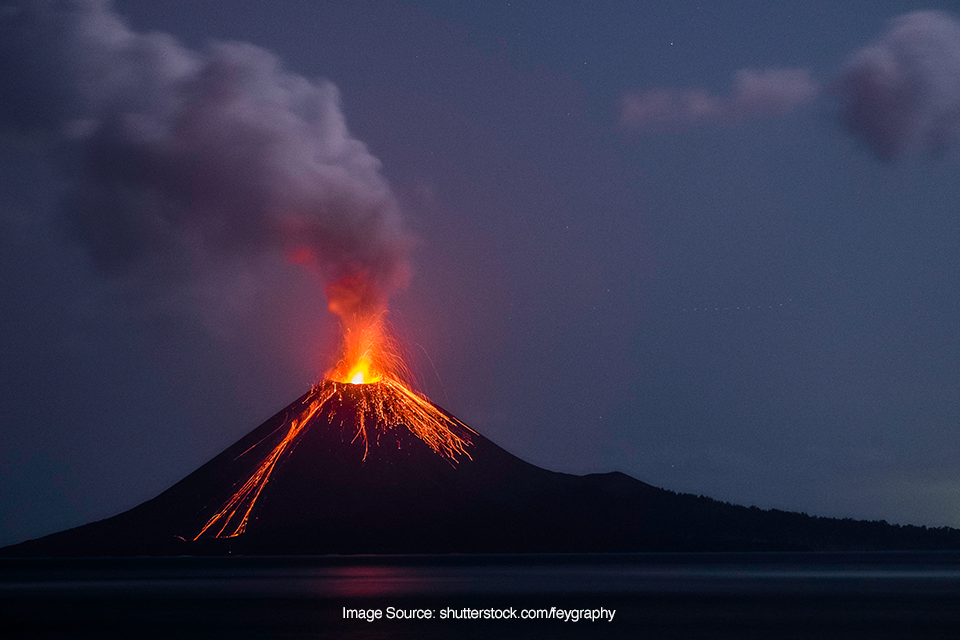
[4,384,959,556]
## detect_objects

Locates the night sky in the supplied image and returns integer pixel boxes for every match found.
[3,0,960,547]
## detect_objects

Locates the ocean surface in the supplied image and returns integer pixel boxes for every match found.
[3,552,960,638]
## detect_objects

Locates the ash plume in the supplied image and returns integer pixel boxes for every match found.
[0,0,410,319]
[833,11,960,160]
[620,68,820,133]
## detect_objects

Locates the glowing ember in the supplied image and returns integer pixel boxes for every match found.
[330,313,387,386]
[195,300,472,540]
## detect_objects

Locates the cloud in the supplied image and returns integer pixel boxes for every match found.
[618,10,960,161]
[833,11,960,160]
[620,68,820,133]
[0,0,410,316]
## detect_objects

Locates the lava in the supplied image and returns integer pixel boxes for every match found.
[195,300,473,540]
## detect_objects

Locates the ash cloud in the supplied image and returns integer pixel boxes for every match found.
[620,68,820,133]
[833,11,960,160]
[0,0,410,315]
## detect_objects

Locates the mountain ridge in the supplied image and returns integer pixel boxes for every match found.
[4,385,959,556]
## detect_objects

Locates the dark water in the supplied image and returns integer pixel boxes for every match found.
[3,552,960,638]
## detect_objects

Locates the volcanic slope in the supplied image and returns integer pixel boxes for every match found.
[5,385,960,555]
[3,384,653,555]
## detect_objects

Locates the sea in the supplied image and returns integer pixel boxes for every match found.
[3,552,960,639]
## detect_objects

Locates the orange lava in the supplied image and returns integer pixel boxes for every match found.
[194,305,472,540]
[194,393,327,539]
[327,310,390,386]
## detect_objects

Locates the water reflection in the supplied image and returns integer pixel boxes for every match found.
[2,553,960,638]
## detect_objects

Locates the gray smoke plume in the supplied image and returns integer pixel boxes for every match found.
[621,68,820,133]
[833,11,960,160]
[0,0,410,314]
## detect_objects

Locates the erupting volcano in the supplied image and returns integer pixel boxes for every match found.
[2,266,673,556]
[194,276,474,540]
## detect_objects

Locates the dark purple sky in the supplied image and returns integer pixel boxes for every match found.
[3,0,960,547]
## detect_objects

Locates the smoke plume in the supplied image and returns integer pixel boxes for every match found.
[620,68,820,133]
[833,11,960,160]
[0,0,410,319]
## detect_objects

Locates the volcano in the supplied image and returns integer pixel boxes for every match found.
[3,382,666,556]
[6,381,960,556]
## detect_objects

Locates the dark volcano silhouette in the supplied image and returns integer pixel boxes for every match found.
[5,384,960,556]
